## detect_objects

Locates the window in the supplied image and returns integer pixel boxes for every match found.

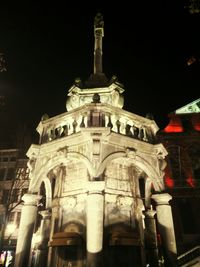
[11,189,20,203]
[2,190,10,204]
[187,145,200,181]
[0,168,6,181]
[8,212,15,223]
[6,168,15,180]
[16,167,29,180]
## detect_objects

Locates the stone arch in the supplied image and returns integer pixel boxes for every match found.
[29,151,95,192]
[96,151,127,177]
[97,151,164,192]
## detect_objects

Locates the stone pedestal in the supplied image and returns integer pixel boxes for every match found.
[151,193,177,266]
[144,208,159,267]
[14,193,41,267]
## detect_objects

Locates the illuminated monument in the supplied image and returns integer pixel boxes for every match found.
[14,13,177,267]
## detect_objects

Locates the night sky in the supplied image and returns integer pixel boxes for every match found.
[0,2,200,146]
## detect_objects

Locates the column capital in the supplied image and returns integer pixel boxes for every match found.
[151,193,172,205]
[144,208,156,218]
[39,209,51,219]
[22,193,42,206]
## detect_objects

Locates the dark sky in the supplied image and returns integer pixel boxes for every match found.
[0,2,200,145]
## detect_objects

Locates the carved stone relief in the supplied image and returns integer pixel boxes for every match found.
[105,194,135,228]
[105,161,134,192]
[63,162,89,192]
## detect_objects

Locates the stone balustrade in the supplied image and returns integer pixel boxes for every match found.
[37,103,158,144]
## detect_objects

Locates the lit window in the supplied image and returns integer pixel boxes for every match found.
[16,167,29,180]
[165,176,174,188]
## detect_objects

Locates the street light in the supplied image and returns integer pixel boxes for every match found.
[0,223,16,267]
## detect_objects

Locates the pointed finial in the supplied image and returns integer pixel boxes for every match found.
[94,13,104,74]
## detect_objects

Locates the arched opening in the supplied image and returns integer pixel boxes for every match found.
[39,181,46,209]
[51,177,56,199]
[34,181,47,232]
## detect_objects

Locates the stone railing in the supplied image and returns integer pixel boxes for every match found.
[37,103,158,144]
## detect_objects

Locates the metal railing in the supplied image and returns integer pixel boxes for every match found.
[177,246,200,266]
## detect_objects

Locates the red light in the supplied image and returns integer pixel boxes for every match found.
[164,125,183,132]
[165,176,174,188]
[193,124,200,131]
[157,233,162,245]
[186,176,196,188]
[163,117,183,133]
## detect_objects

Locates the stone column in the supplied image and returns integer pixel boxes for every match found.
[144,208,159,267]
[136,198,146,267]
[34,210,51,267]
[86,182,104,267]
[47,206,59,267]
[14,193,41,267]
[151,193,177,266]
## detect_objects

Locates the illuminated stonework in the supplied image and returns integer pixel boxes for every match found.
[66,81,125,111]
[14,13,177,267]
[175,98,200,114]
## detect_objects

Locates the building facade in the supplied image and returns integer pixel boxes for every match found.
[158,99,200,263]
[0,149,29,266]
[14,14,177,267]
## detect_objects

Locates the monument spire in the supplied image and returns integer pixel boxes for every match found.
[94,13,104,74]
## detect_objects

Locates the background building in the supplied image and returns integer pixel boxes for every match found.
[0,149,29,267]
[157,99,200,265]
